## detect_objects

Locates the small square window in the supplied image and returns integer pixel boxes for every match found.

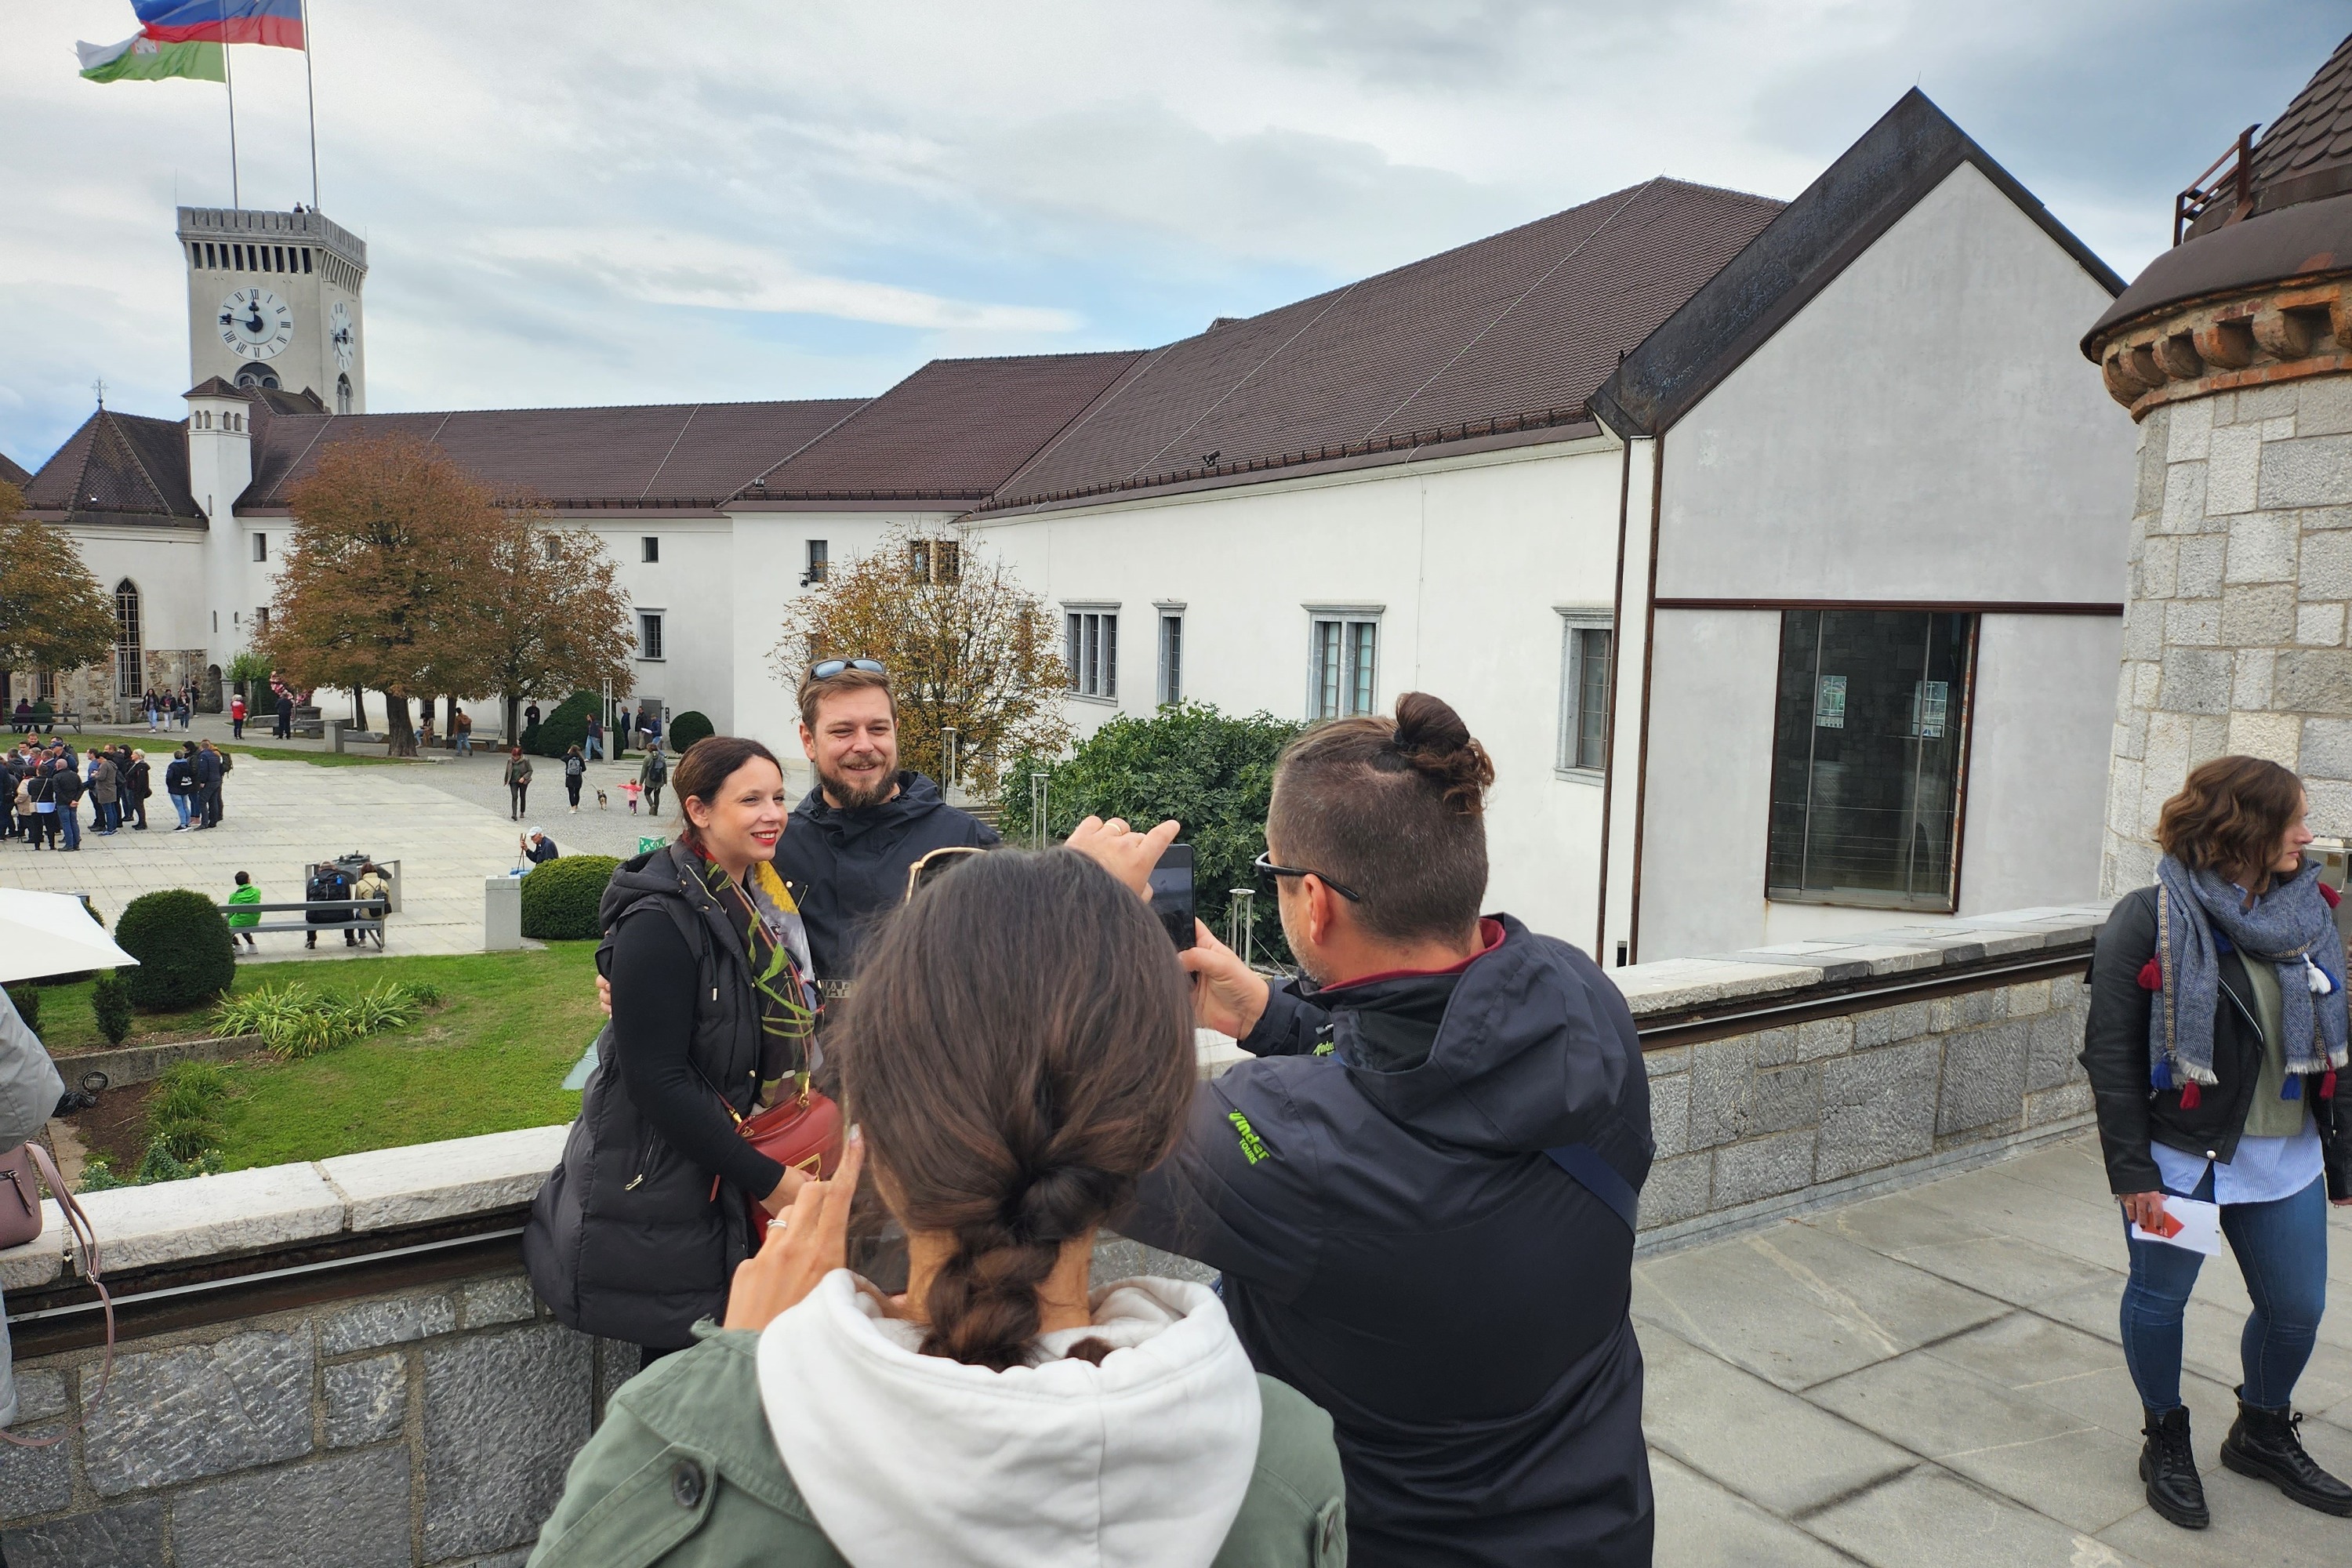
[638,612,665,662]
[641,536,659,564]
[252,533,267,562]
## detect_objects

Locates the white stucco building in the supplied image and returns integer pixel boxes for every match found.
[9,91,2133,963]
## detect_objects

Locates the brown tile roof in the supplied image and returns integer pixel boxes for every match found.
[0,452,29,491]
[980,180,1782,512]
[2252,31,2352,194]
[21,408,203,525]
[241,397,869,511]
[739,352,1146,502]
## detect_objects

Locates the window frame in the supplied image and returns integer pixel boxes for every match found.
[1555,607,1613,782]
[1762,607,1980,913]
[1062,603,1120,703]
[1304,604,1382,721]
[1155,601,1185,708]
[804,538,829,586]
[641,535,659,564]
[251,532,267,562]
[637,609,666,662]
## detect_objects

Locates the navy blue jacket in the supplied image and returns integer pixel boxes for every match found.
[770,771,998,986]
[1123,916,1653,1568]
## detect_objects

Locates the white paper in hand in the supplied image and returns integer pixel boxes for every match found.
[2131,1194,2223,1255]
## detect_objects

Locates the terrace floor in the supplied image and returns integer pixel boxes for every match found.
[1642,1130,2352,1566]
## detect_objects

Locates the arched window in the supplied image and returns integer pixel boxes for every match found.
[234,366,279,391]
[114,579,143,699]
[336,373,352,415]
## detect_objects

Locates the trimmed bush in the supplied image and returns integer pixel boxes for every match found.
[669,710,715,756]
[4,985,37,1036]
[521,855,622,941]
[91,975,132,1045]
[115,889,238,1011]
[528,689,597,758]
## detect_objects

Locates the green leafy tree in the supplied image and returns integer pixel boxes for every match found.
[1002,703,1303,966]
[0,480,116,696]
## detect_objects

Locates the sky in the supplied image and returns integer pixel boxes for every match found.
[2,0,2347,468]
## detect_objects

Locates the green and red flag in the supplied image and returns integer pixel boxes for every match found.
[76,33,225,82]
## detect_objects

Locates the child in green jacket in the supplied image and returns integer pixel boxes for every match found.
[227,872,260,952]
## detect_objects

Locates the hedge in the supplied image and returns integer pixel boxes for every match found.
[669,710,715,756]
[528,690,598,759]
[521,855,622,941]
[115,889,238,1011]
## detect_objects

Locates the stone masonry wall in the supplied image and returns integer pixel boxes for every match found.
[1635,971,2094,1238]
[2104,372,2352,892]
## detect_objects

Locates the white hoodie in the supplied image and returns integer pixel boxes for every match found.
[758,1271,1263,1568]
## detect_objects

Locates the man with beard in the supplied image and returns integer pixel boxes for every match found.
[771,660,998,1000]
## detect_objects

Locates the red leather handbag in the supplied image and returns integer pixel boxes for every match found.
[711,1080,844,1244]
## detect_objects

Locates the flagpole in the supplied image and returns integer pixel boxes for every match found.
[300,0,319,208]
[222,18,241,209]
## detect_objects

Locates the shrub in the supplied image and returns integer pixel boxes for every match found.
[90,975,132,1045]
[669,710,715,756]
[528,689,598,758]
[78,1157,125,1194]
[212,980,437,1061]
[147,1061,229,1160]
[1001,702,1304,967]
[521,855,622,941]
[115,890,237,1011]
[4,985,38,1036]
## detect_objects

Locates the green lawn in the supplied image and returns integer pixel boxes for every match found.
[41,947,597,1171]
[219,742,419,768]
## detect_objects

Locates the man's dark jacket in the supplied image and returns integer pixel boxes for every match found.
[1123,915,1654,1568]
[2081,884,2352,1200]
[770,771,997,985]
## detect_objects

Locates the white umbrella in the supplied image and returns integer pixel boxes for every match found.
[0,889,140,985]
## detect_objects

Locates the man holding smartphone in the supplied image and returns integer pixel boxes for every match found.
[1070,692,1653,1568]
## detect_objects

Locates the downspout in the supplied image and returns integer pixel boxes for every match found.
[1595,434,1633,960]
[1627,434,1664,963]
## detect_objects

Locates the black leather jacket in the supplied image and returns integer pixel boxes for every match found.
[2080,885,2352,1200]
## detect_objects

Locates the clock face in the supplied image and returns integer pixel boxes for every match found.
[328,301,356,371]
[218,286,294,361]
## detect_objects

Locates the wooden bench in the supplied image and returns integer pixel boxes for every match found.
[220,898,390,949]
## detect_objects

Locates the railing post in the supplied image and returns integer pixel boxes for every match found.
[1228,887,1255,965]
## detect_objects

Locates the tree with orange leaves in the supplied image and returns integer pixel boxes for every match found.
[454,504,636,745]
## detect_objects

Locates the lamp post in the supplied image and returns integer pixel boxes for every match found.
[1227,887,1256,967]
[1030,771,1049,851]
[941,726,960,797]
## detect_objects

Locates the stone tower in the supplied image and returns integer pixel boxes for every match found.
[2084,33,2352,893]
[176,205,368,413]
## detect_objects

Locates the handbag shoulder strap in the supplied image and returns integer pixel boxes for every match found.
[0,1143,113,1449]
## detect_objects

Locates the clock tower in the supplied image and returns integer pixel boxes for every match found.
[177,205,368,413]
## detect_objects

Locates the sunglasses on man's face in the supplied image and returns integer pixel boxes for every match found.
[810,659,887,681]
[905,844,988,904]
[1252,851,1363,902]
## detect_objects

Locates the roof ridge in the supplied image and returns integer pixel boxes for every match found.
[96,408,176,518]
[637,404,704,499]
[1363,178,1661,442]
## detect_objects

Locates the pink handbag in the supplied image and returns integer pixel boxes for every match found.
[0,1141,113,1447]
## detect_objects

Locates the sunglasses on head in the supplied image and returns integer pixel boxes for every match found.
[905,844,988,904]
[810,659,887,681]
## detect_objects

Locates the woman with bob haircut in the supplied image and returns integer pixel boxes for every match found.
[526,848,1346,1568]
[2082,754,2352,1530]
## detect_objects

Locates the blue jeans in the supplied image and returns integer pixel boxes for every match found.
[60,807,78,850]
[2120,1164,2329,1411]
[169,791,191,828]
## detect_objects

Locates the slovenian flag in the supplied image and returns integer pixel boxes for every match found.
[132,0,306,50]
[77,33,226,82]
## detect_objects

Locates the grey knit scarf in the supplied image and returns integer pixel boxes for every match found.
[2150,855,2348,1093]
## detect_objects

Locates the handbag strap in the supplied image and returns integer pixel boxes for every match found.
[0,1143,114,1448]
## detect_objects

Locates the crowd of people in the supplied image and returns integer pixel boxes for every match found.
[0,734,233,850]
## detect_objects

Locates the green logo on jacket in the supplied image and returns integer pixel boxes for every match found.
[1229,1110,1269,1165]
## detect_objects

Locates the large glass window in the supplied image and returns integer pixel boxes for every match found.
[1065,610,1117,699]
[1767,610,1975,909]
[114,579,142,699]
[1158,613,1183,706]
[1311,615,1377,720]
[1557,617,1612,773]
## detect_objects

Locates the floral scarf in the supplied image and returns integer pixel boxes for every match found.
[685,842,818,1106]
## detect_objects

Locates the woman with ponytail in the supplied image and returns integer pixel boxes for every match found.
[2082,755,2352,1530]
[527,848,1347,1568]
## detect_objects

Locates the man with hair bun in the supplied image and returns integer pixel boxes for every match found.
[1073,691,1654,1568]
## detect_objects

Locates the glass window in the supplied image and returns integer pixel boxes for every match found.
[804,539,829,584]
[1766,610,1976,910]
[641,536,659,564]
[1065,611,1118,698]
[114,580,142,699]
[1310,616,1378,720]
[252,533,267,562]
[1558,621,1613,771]
[1159,614,1183,706]
[638,612,665,661]
[909,540,931,580]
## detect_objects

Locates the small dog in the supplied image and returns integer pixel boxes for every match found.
[595,788,609,811]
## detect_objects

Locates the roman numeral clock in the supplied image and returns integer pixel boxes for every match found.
[220,285,295,360]
[179,206,369,412]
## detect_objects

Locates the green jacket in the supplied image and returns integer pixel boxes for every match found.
[528,1326,1348,1568]
[226,884,262,929]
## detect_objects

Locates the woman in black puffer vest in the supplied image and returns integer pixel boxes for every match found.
[525,735,818,1365]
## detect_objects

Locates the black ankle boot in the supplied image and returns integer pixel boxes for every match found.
[2220,1387,2352,1515]
[2141,1405,2209,1529]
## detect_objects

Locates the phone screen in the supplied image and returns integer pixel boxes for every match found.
[1149,844,1196,951]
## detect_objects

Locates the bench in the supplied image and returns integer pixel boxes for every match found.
[220,898,390,949]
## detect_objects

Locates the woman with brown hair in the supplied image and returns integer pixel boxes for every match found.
[525,848,1345,1568]
[2082,754,2352,1530]
[525,736,819,1366]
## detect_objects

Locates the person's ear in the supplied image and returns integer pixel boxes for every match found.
[1305,877,1340,947]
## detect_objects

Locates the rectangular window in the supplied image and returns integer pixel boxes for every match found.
[1557,619,1613,773]
[1065,611,1118,699]
[1158,614,1183,706]
[253,606,270,635]
[543,537,559,563]
[1766,609,1976,911]
[641,536,659,564]
[804,539,829,584]
[1308,615,1379,720]
[638,612,666,661]
[252,533,267,562]
[937,540,960,583]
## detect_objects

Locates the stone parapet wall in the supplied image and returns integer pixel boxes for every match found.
[2103,372,2352,892]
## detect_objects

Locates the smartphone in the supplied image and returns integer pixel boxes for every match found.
[1149,844,1196,951]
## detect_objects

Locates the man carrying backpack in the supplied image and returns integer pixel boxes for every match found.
[306,861,355,949]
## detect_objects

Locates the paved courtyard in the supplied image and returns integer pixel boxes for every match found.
[1645,1130,2352,1566]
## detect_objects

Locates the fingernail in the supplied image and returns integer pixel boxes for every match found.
[848,1124,862,1146]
